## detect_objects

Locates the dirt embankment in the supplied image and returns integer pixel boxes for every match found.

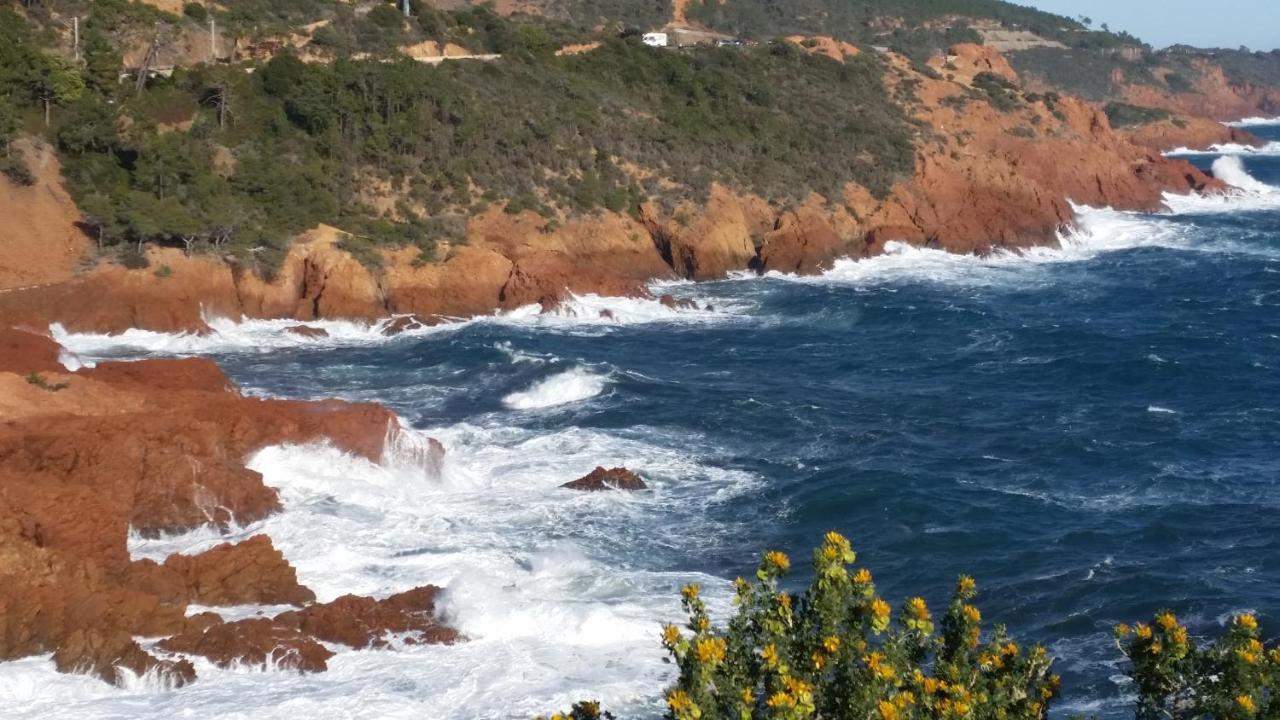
[0,139,89,291]
[0,44,1232,335]
[0,328,455,686]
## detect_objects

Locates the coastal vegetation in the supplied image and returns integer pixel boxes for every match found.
[0,3,914,273]
[543,534,1278,720]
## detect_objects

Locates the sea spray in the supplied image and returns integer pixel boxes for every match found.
[502,367,610,410]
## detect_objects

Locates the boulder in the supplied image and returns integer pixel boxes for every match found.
[157,618,334,672]
[562,466,648,492]
[285,325,329,339]
[274,585,457,649]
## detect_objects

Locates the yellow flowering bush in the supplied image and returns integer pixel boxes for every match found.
[1117,611,1278,720]
[656,532,1056,720]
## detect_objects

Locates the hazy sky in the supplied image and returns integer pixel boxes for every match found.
[1014,0,1279,50]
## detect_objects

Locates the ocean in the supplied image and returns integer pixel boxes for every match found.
[8,122,1280,719]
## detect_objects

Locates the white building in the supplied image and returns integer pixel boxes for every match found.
[642,32,668,48]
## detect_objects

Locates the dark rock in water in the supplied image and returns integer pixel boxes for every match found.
[562,466,648,492]
[285,325,329,339]
[157,619,334,673]
[274,585,458,649]
[599,309,616,320]
[381,315,445,337]
[659,294,698,310]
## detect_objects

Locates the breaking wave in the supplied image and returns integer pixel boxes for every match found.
[1165,141,1280,157]
[1225,116,1280,127]
[502,367,610,410]
[51,293,736,361]
[1162,156,1280,213]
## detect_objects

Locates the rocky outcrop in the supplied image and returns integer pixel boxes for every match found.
[0,46,1236,336]
[1119,116,1263,153]
[275,586,458,648]
[0,328,453,686]
[562,467,648,492]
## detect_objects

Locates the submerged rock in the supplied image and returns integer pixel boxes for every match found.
[562,466,648,492]
[381,314,445,337]
[285,325,329,339]
[274,585,458,649]
[158,619,334,673]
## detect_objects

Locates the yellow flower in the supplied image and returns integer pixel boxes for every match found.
[741,688,754,705]
[662,624,681,646]
[1172,627,1188,646]
[963,604,982,623]
[1033,646,1047,660]
[823,636,841,653]
[1247,639,1264,652]
[1156,612,1178,631]
[878,700,900,720]
[923,677,942,694]
[767,691,796,709]
[866,651,896,680]
[908,597,931,620]
[1149,642,1163,655]
[953,701,972,716]
[824,530,848,547]
[812,651,825,670]
[895,691,917,708]
[764,551,791,573]
[1002,642,1019,656]
[1135,624,1153,640]
[1237,614,1259,631]
[958,575,977,595]
[779,592,793,610]
[783,677,813,697]
[1237,695,1257,714]
[1115,623,1131,637]
[762,643,780,668]
[695,616,710,632]
[854,568,873,584]
[667,690,694,712]
[695,637,726,664]
[682,584,701,601]
[872,598,892,621]
[1238,650,1259,665]
[822,545,840,560]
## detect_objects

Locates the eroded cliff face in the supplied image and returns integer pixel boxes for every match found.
[1120,59,1280,123]
[0,44,1234,334]
[0,329,454,685]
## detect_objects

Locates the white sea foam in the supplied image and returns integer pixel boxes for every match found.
[82,420,759,720]
[1165,141,1280,156]
[1162,156,1280,213]
[1225,116,1280,127]
[502,367,610,410]
[52,293,736,361]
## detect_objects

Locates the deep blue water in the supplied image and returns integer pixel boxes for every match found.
[132,126,1280,716]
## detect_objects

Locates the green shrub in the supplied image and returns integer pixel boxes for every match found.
[1116,611,1277,720]
[1,156,35,186]
[546,533,1059,719]
[183,2,207,21]
[1104,102,1173,128]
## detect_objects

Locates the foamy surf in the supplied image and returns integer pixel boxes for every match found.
[1225,116,1280,127]
[502,367,610,410]
[758,203,1188,289]
[52,293,737,361]
[1162,156,1280,213]
[1165,141,1280,156]
[110,418,759,720]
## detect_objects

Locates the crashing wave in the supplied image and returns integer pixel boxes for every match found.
[1165,141,1280,157]
[51,293,736,361]
[1162,156,1280,213]
[1225,116,1280,128]
[502,367,609,410]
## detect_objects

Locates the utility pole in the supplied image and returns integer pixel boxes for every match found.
[209,16,217,62]
[401,0,411,18]
[72,17,79,61]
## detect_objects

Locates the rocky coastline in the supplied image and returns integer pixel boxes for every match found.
[0,41,1273,690]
